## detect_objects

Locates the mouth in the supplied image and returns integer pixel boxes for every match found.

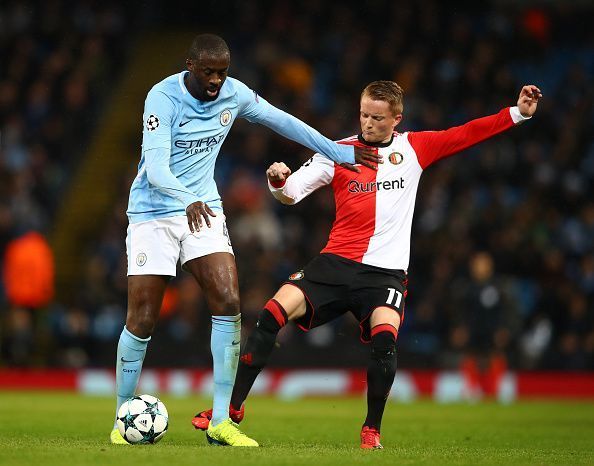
[206,88,219,98]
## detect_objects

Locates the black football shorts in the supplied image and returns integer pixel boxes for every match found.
[283,253,407,343]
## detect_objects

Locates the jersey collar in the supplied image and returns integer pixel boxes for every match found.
[178,71,188,95]
[358,133,394,148]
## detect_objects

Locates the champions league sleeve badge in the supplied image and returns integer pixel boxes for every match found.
[145,114,160,131]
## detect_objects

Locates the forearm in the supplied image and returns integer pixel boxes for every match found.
[144,148,200,208]
[411,107,529,169]
[260,106,354,164]
[267,179,296,205]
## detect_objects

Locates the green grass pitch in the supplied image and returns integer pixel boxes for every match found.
[0,392,592,465]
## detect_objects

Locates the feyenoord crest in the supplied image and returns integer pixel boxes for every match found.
[145,114,160,131]
[220,109,232,126]
[136,252,147,267]
[288,271,304,281]
[388,152,404,165]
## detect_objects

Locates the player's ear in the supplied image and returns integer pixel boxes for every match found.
[185,58,193,71]
[393,114,403,128]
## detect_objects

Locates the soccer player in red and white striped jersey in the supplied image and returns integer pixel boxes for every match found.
[193,82,541,448]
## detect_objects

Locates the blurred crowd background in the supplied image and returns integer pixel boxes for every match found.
[1,0,593,373]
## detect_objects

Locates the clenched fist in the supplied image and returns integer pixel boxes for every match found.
[266,162,292,183]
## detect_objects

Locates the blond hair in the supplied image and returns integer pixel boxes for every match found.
[361,81,404,115]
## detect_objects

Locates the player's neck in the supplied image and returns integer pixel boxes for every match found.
[358,133,394,148]
[184,73,202,101]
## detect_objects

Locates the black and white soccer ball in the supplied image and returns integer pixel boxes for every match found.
[117,394,168,444]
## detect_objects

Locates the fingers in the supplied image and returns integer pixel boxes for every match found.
[187,210,202,234]
[197,204,216,229]
[186,202,216,233]
[363,152,383,163]
[201,210,212,228]
[205,204,217,218]
[354,148,383,166]
[521,85,542,100]
[358,159,378,171]
[364,154,383,164]
[340,162,361,173]
[267,162,290,180]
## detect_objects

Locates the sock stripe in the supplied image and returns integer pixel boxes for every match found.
[123,326,151,342]
[264,299,288,327]
[212,315,241,323]
[371,323,398,339]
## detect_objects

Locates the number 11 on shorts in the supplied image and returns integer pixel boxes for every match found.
[386,287,402,308]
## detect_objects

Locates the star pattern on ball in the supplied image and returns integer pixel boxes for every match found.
[146,114,160,131]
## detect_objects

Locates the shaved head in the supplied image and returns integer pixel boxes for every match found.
[188,34,230,61]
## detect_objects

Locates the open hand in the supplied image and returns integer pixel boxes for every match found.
[517,85,542,117]
[346,146,383,172]
[186,201,216,233]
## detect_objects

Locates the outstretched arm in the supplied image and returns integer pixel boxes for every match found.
[234,78,381,170]
[410,85,542,169]
[260,106,381,171]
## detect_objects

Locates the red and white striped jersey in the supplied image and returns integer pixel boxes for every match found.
[269,106,529,271]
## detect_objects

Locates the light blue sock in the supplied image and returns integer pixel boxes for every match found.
[210,314,241,426]
[114,326,150,427]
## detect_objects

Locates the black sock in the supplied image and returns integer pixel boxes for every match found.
[230,299,288,410]
[364,325,397,431]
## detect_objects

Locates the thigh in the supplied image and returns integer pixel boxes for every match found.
[284,276,349,332]
[126,218,182,276]
[179,213,233,265]
[184,252,239,314]
[352,279,407,343]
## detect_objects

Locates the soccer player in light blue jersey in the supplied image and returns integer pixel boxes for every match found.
[110,34,382,447]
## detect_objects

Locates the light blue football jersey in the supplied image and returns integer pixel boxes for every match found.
[127,71,354,223]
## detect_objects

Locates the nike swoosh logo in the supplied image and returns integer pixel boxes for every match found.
[120,357,142,363]
[232,340,240,346]
[179,120,190,127]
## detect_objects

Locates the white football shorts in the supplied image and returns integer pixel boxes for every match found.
[126,214,234,276]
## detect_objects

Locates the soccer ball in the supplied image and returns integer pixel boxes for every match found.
[117,394,168,444]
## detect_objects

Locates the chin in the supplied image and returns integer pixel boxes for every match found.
[363,135,380,143]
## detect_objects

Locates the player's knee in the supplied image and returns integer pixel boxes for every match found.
[258,299,288,333]
[213,292,240,316]
[371,342,396,361]
[240,302,288,369]
[370,326,397,362]
[126,311,157,339]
